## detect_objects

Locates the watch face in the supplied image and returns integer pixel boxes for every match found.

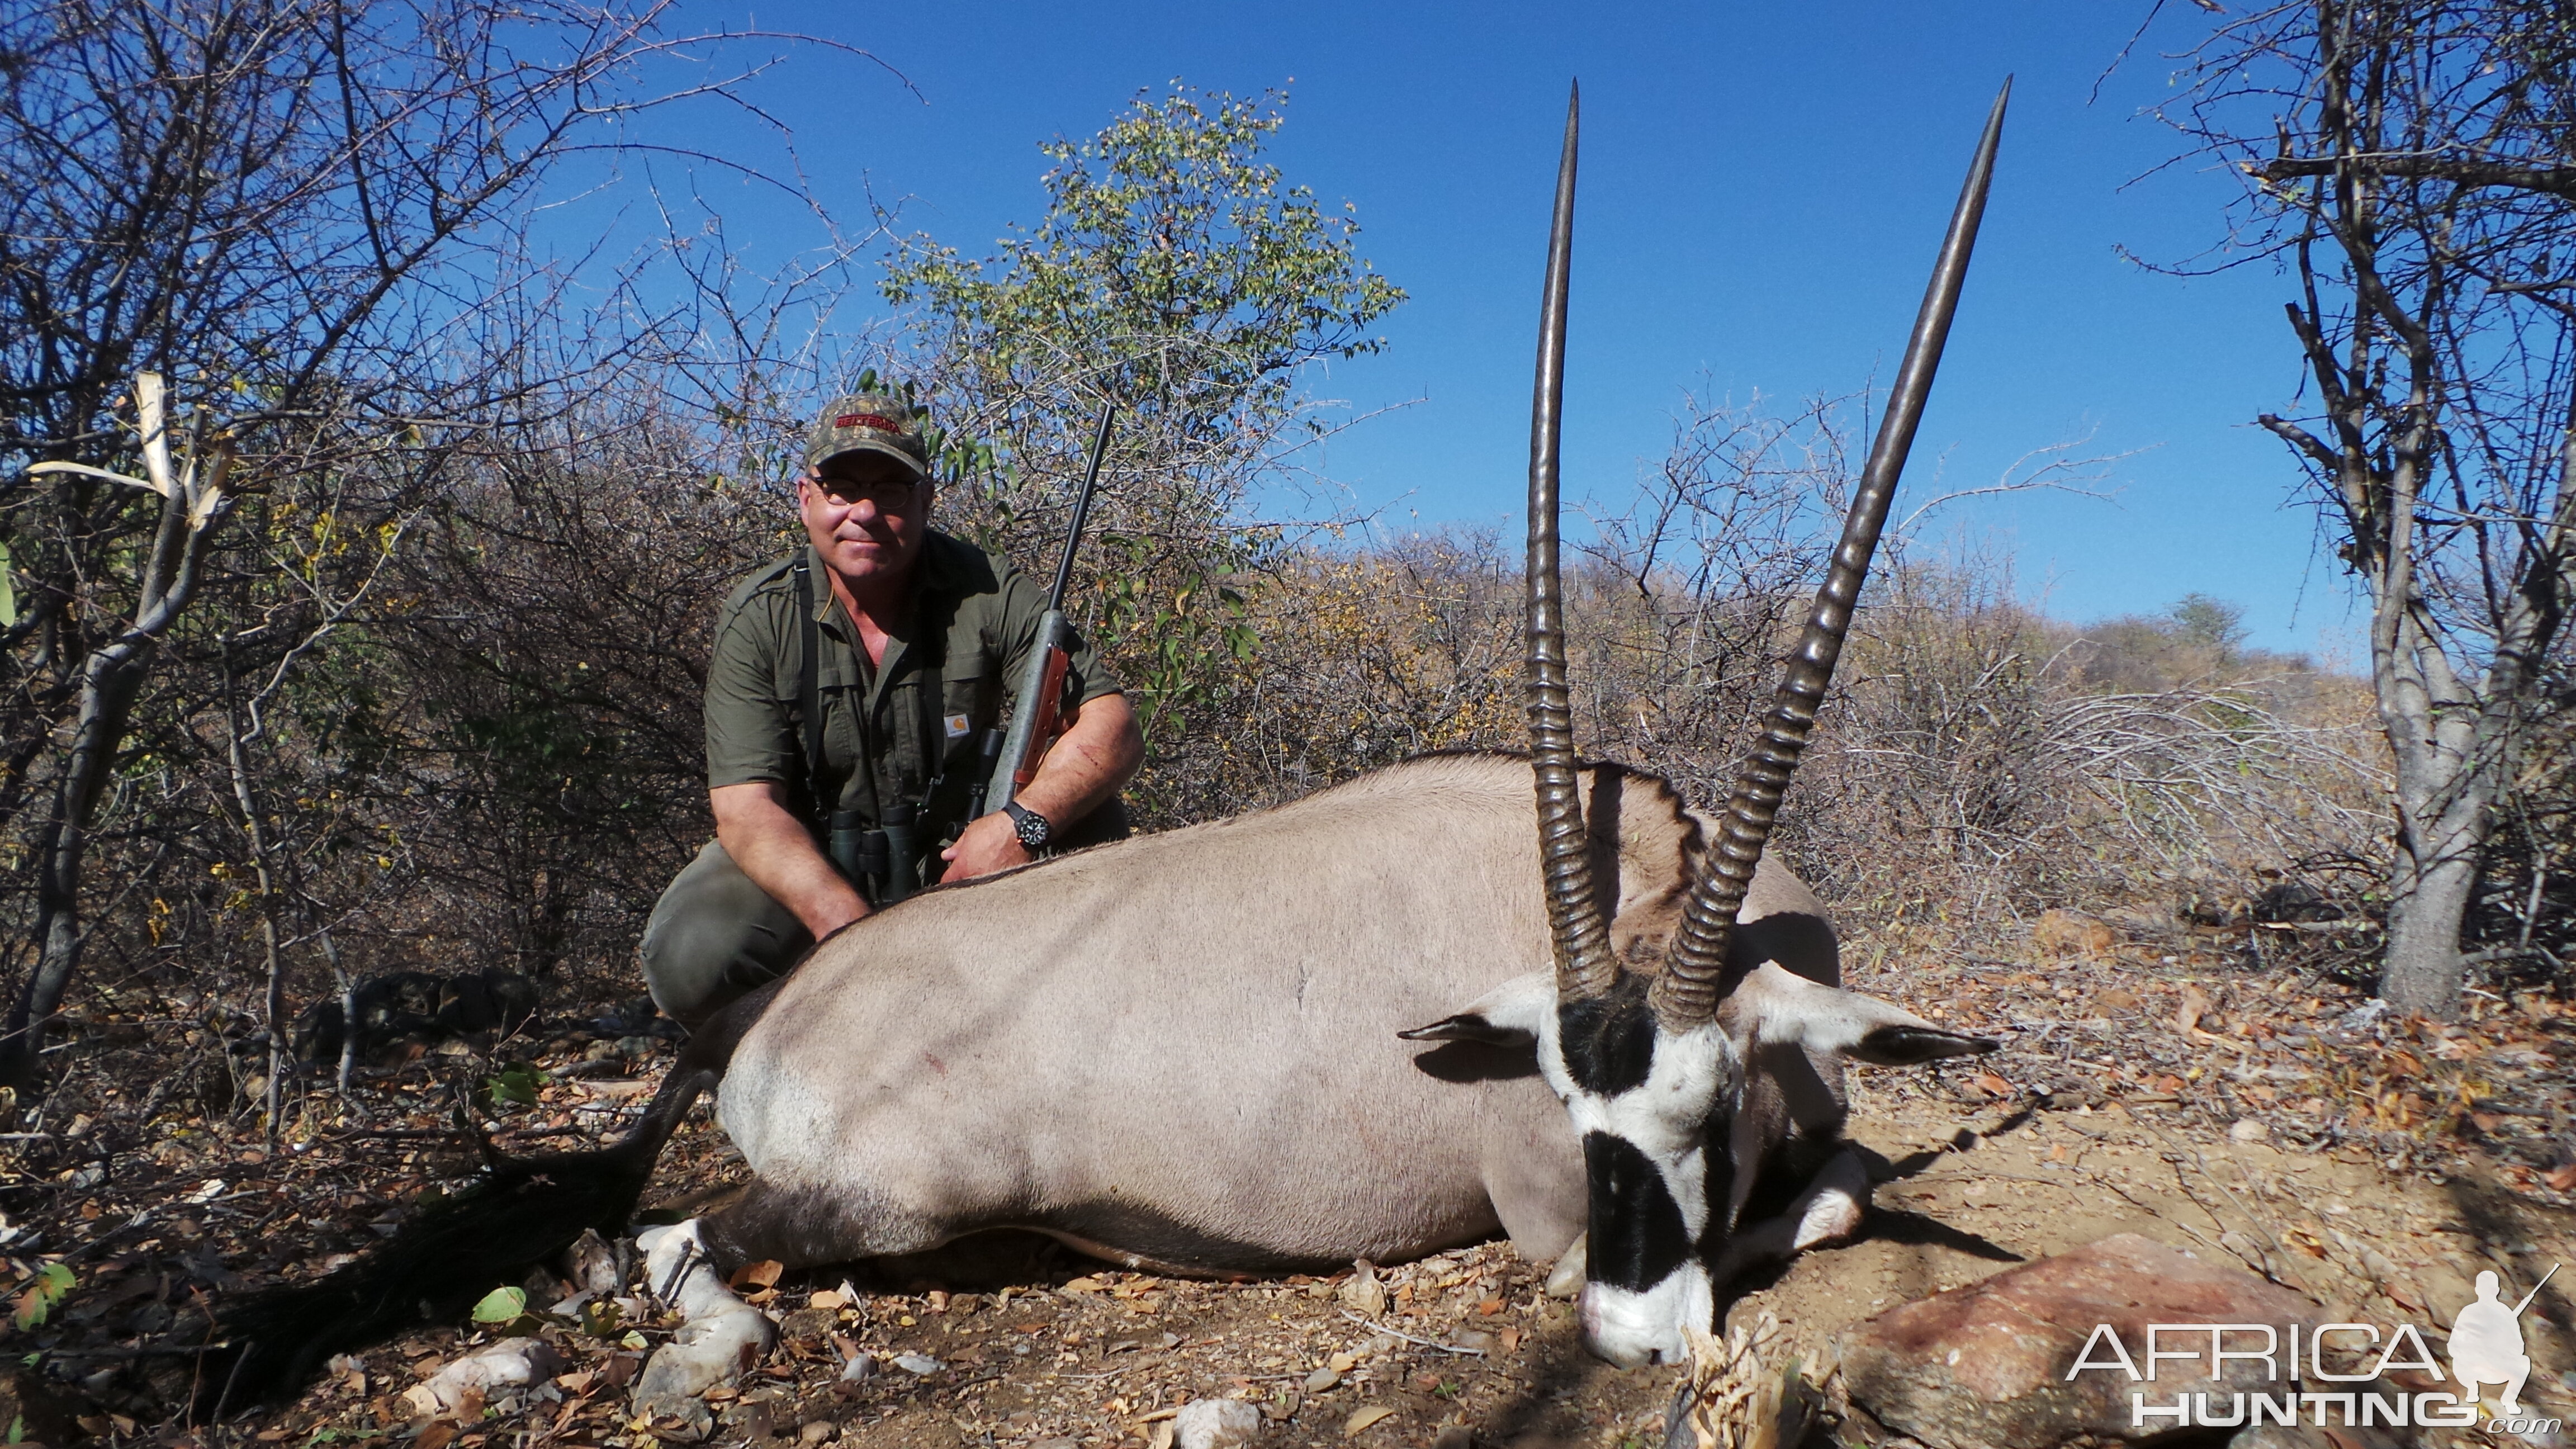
[1012,805,1049,849]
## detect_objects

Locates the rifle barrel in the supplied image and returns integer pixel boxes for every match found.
[1049,405,1117,612]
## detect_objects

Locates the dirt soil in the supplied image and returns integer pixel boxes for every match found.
[1,914,2571,1449]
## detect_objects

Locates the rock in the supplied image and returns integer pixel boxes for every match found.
[797,1420,839,1443]
[1172,1397,1264,1449]
[1837,1233,2323,1448]
[632,1220,777,1398]
[1034,1439,1082,1449]
[2033,909,2116,959]
[404,1337,564,1418]
[1339,1261,1387,1319]
[631,1393,716,1442]
[566,1228,622,1294]
[838,1354,874,1384]
[718,1395,783,1437]
[635,1309,774,1399]
[2230,1118,2270,1145]
[1304,1366,1342,1393]
[891,1353,945,1375]
[777,1307,837,1341]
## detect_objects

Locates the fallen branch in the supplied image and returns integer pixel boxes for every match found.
[1336,1308,1486,1356]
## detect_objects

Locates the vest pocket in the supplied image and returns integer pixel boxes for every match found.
[937,669,990,765]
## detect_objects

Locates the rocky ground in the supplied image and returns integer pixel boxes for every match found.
[0,908,2568,1448]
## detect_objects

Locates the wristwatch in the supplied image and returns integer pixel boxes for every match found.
[1003,800,1053,851]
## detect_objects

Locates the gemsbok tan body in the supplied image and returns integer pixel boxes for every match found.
[709,754,1839,1277]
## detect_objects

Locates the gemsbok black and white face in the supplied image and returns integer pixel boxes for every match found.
[1404,79,2012,1368]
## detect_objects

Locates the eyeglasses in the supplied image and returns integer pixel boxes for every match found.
[809,475,922,510]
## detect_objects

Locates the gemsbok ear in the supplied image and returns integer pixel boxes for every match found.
[1846,1023,1999,1066]
[1399,972,1551,1048]
[1734,963,2000,1064]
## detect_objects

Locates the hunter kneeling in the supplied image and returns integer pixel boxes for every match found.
[641,394,1144,1027]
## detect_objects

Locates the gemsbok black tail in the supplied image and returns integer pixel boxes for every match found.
[199,982,778,1415]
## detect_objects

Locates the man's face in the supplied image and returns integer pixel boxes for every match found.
[799,450,929,591]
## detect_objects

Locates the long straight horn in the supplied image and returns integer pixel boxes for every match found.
[1527,82,1616,1002]
[1651,79,2011,1031]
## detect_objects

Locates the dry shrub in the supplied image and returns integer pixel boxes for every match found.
[1211,533,1522,808]
[1192,389,2390,936]
[1787,560,2386,927]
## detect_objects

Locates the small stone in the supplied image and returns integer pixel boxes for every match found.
[837,1355,874,1384]
[1338,1261,1386,1319]
[2229,1117,2271,1144]
[891,1353,944,1376]
[1449,1329,1494,1353]
[566,1227,622,1294]
[778,1308,837,1341]
[631,1393,714,1442]
[405,1337,563,1418]
[718,1396,780,1437]
[1303,1366,1342,1394]
[797,1420,837,1443]
[1172,1398,1263,1449]
[1034,1439,1081,1449]
[636,1308,774,1399]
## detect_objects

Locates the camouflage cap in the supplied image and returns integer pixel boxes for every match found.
[803,394,931,480]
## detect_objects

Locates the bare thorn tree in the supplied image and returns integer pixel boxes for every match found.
[2162,0,2576,1016]
[0,0,890,1092]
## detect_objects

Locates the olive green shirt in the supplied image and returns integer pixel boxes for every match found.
[704,532,1120,837]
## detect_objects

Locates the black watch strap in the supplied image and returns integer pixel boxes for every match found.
[1005,800,1052,849]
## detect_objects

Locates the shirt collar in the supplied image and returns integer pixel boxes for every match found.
[805,532,965,629]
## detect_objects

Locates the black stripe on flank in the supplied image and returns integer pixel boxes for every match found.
[1581,1130,1692,1291]
[1556,976,1656,1098]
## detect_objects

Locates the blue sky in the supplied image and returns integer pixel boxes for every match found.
[629,1,2357,658]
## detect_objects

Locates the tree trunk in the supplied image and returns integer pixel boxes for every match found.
[2382,784,2485,1014]
[0,645,159,1091]
[0,420,227,1092]
[224,666,290,1142]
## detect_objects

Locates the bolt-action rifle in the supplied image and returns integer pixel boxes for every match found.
[977,404,1115,820]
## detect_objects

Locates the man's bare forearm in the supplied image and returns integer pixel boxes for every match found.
[1014,690,1145,827]
[711,781,868,939]
[940,692,1145,881]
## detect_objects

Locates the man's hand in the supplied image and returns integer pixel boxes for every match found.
[939,811,1031,882]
